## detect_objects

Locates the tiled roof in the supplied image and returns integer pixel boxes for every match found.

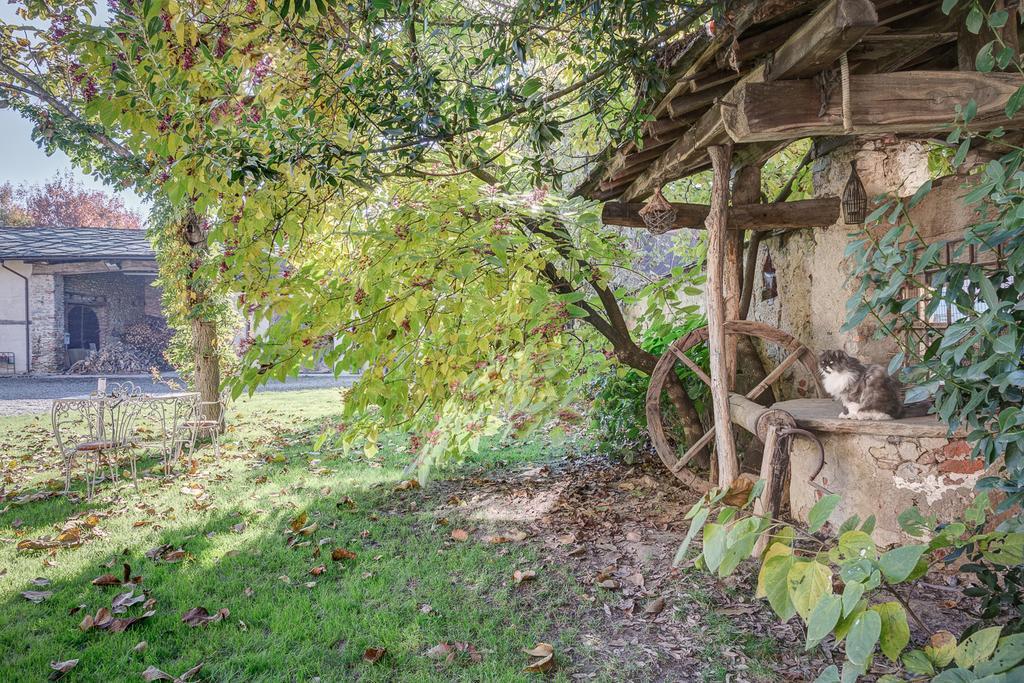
[0,227,155,262]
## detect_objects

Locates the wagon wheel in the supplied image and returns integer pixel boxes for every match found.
[645,320,824,489]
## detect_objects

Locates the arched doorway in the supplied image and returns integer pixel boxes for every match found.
[66,305,100,358]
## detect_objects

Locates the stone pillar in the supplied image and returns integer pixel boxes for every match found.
[29,273,65,373]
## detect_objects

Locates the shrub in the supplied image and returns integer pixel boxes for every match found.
[589,314,710,457]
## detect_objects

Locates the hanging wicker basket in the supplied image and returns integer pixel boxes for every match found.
[638,188,678,234]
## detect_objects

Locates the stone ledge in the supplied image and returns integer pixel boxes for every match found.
[773,398,963,439]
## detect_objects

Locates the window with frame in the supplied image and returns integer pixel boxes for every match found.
[900,238,1006,356]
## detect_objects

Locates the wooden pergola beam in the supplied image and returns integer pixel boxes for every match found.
[765,0,878,80]
[601,197,840,232]
[722,71,1024,143]
[621,0,876,201]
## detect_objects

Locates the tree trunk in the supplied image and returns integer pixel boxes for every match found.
[192,318,222,425]
[181,209,223,428]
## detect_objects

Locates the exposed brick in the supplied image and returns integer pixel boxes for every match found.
[938,458,984,475]
[942,440,973,460]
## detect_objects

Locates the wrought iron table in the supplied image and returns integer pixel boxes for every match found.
[52,383,200,497]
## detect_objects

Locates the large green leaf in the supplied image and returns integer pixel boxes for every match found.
[673,506,709,566]
[878,544,927,583]
[841,581,865,617]
[871,602,910,662]
[756,543,791,598]
[760,553,797,621]
[807,494,841,533]
[845,609,882,666]
[787,560,833,621]
[837,530,877,561]
[955,627,1003,669]
[932,669,980,683]
[902,649,936,676]
[805,594,843,650]
[701,523,727,573]
[813,665,839,683]
[718,517,764,577]
[974,634,1024,676]
[834,600,867,643]
[926,630,959,668]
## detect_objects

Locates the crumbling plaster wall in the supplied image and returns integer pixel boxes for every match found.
[791,432,987,546]
[750,139,935,372]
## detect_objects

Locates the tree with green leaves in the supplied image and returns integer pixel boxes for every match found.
[1,0,721,469]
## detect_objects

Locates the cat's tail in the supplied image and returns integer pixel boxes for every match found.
[900,399,933,418]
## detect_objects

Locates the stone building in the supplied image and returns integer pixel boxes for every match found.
[0,227,162,374]
[579,0,1013,541]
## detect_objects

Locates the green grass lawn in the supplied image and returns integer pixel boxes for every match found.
[0,389,577,682]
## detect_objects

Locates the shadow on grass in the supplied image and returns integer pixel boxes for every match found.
[0,453,578,682]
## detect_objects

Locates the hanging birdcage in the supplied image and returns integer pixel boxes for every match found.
[638,187,678,234]
[842,160,867,225]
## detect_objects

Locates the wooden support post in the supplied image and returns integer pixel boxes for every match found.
[727,166,761,383]
[706,144,740,488]
[728,392,797,556]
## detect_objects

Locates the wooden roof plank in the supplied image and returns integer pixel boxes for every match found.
[722,71,1024,143]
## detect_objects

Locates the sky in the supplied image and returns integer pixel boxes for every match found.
[0,3,148,215]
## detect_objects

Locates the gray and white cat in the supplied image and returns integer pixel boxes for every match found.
[819,350,904,420]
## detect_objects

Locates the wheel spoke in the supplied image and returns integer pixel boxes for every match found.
[745,347,806,402]
[670,345,711,386]
[672,427,715,473]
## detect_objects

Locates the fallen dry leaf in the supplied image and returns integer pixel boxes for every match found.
[296,521,319,536]
[141,663,203,682]
[230,523,246,534]
[424,642,453,660]
[425,641,482,664]
[451,529,469,542]
[22,590,52,603]
[645,597,666,616]
[523,642,555,673]
[31,577,51,587]
[48,659,78,681]
[331,548,357,561]
[289,512,308,534]
[337,496,357,509]
[309,565,327,576]
[181,606,230,627]
[597,579,619,590]
[363,647,386,663]
[92,573,121,587]
[111,590,146,614]
[394,479,420,491]
[107,611,155,633]
[513,569,537,585]
[79,614,94,632]
[134,641,148,653]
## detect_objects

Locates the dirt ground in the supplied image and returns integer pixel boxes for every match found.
[385,451,980,682]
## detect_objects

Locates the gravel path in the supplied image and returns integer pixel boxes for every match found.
[0,373,358,416]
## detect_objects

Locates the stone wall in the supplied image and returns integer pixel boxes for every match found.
[29,273,65,373]
[64,273,149,351]
[791,430,987,546]
[749,139,936,371]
